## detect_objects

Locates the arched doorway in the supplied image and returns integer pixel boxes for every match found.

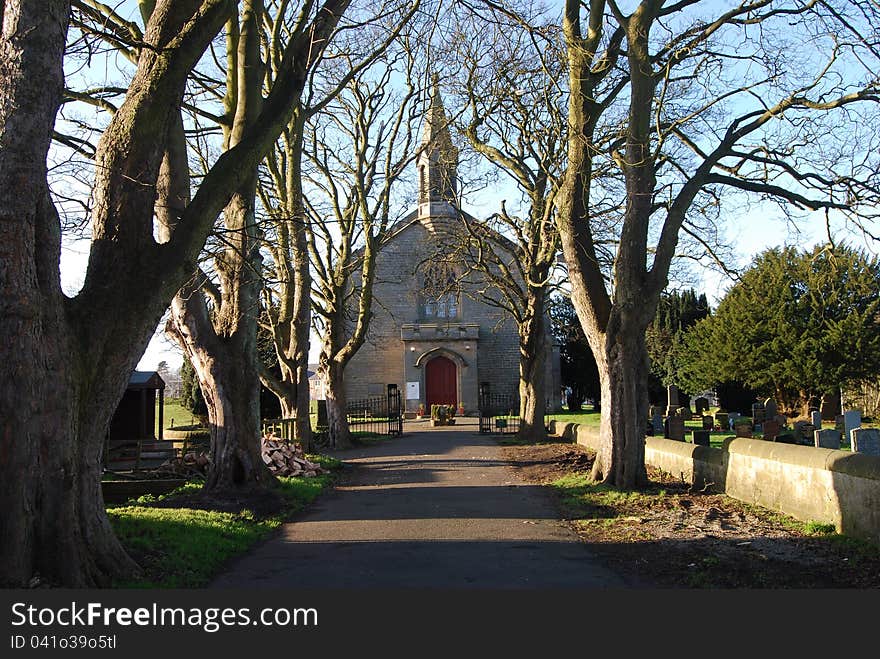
[425,356,457,409]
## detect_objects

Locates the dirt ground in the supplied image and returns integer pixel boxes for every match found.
[501,438,880,588]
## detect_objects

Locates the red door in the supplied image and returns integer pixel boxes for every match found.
[425,356,457,409]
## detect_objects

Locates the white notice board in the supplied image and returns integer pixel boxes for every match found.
[406,381,419,400]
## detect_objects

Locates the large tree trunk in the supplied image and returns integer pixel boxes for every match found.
[197,342,272,491]
[169,190,275,492]
[0,0,141,587]
[590,324,650,488]
[322,360,353,450]
[518,293,548,443]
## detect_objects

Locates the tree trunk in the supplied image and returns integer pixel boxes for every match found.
[323,360,352,449]
[590,325,650,488]
[0,0,142,587]
[518,296,548,443]
[291,217,314,447]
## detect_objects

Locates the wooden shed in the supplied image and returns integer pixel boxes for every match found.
[104,371,176,470]
[108,370,166,443]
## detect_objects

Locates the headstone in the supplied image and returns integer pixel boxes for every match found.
[714,412,729,431]
[843,410,861,447]
[774,432,797,444]
[763,398,778,421]
[651,412,664,436]
[851,428,880,456]
[810,411,822,428]
[728,412,742,429]
[762,419,780,441]
[814,429,841,450]
[834,414,845,432]
[734,421,753,438]
[650,404,662,418]
[774,414,787,428]
[694,397,709,415]
[666,385,680,416]
[690,430,710,446]
[794,422,816,445]
[751,403,766,424]
[701,415,714,430]
[664,413,685,441]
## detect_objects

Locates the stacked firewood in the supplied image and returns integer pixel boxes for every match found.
[157,451,210,478]
[261,435,326,478]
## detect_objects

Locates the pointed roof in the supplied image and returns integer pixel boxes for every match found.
[421,73,455,152]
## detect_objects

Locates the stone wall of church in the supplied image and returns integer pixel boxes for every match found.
[343,216,560,414]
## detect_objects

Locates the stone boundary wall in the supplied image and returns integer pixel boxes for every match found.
[548,420,880,543]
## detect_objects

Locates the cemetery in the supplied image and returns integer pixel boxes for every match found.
[549,386,880,544]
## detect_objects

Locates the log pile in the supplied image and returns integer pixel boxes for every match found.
[261,435,326,478]
[157,451,210,479]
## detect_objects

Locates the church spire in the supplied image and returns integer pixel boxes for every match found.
[417,73,458,214]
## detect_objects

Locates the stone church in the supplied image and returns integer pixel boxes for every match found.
[344,83,561,416]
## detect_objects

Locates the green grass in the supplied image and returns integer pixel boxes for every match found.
[550,472,667,520]
[546,409,602,428]
[157,398,197,434]
[108,468,338,588]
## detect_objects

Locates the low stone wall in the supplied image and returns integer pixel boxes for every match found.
[547,420,880,543]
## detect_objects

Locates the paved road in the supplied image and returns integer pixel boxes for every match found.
[210,419,632,588]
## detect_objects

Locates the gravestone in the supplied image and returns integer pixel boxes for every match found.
[851,428,880,456]
[728,412,742,429]
[734,421,753,438]
[773,414,787,428]
[702,415,714,430]
[652,412,664,436]
[843,410,861,447]
[714,411,729,431]
[793,422,816,445]
[751,403,766,424]
[650,405,662,418]
[690,430,710,447]
[810,411,822,429]
[764,398,778,421]
[666,385,680,416]
[664,413,686,441]
[814,429,840,450]
[774,432,797,444]
[694,397,709,415]
[762,419,780,441]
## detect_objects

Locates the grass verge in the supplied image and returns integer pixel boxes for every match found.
[108,455,342,588]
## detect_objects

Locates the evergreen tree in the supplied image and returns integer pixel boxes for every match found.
[678,244,880,414]
[549,296,601,410]
[645,288,710,395]
[180,357,208,424]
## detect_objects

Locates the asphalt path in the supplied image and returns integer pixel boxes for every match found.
[210,419,632,589]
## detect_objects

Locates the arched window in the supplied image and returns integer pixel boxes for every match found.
[421,262,459,319]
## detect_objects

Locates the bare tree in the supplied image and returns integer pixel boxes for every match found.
[302,46,424,448]
[258,0,423,448]
[448,3,567,441]
[0,0,351,587]
[552,0,880,487]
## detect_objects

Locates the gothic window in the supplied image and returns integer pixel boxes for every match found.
[421,262,459,319]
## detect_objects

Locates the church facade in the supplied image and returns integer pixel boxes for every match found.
[344,84,561,416]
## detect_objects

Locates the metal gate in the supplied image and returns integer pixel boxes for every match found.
[478,392,520,435]
[347,384,403,436]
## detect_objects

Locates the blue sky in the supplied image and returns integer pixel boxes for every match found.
[55,0,878,372]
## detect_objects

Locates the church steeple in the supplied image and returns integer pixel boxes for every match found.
[417,74,458,218]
